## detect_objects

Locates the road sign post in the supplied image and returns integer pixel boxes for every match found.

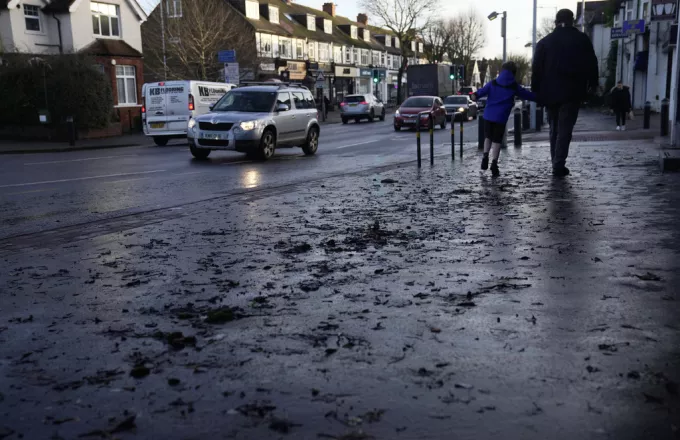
[224,63,240,85]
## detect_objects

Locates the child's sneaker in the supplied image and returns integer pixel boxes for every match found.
[481,154,489,170]
[491,160,500,177]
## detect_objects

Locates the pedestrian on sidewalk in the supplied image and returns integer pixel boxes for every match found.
[472,61,537,177]
[531,9,599,177]
[610,81,632,131]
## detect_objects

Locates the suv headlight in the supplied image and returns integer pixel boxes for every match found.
[188,118,197,129]
[458,107,465,112]
[239,120,257,131]
[395,109,400,115]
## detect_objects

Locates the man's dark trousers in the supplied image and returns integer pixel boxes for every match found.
[547,101,580,170]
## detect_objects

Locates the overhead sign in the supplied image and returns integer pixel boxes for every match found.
[652,0,678,21]
[224,63,239,85]
[218,50,237,63]
[611,27,626,39]
[622,19,646,35]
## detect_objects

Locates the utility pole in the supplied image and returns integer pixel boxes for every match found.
[502,12,507,63]
[581,0,586,32]
[530,0,537,129]
[160,0,168,81]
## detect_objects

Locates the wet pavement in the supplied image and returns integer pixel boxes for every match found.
[1,140,679,439]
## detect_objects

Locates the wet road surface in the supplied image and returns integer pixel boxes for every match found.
[1,140,679,439]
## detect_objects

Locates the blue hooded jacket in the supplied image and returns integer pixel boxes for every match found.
[474,69,537,124]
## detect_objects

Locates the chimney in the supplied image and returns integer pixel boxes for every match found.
[357,13,368,25]
[323,2,335,17]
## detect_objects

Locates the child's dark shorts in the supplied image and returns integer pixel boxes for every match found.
[484,120,506,144]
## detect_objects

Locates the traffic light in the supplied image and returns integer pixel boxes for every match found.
[458,65,465,82]
[373,69,379,83]
[449,65,456,80]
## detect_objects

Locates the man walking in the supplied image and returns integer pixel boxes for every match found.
[531,9,599,176]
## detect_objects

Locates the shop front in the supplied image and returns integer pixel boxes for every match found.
[387,72,399,105]
[257,61,277,81]
[333,65,358,104]
[357,68,373,95]
[277,60,307,83]
[373,68,387,102]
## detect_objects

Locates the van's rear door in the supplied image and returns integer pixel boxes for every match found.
[145,81,189,135]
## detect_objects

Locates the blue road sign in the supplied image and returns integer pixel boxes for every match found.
[218,50,237,63]
[611,27,626,39]
[622,19,646,35]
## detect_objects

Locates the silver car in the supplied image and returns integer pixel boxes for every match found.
[339,94,386,124]
[444,95,478,122]
[187,83,320,160]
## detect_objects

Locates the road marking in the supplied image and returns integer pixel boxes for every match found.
[103,177,152,185]
[176,171,205,176]
[24,154,138,166]
[3,188,49,196]
[0,170,167,189]
[220,160,253,166]
[334,139,382,150]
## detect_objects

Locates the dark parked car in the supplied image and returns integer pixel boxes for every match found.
[394,96,447,131]
[444,95,478,121]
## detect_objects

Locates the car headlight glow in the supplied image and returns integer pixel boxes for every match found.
[458,107,465,112]
[395,109,400,115]
[239,120,257,131]
[188,118,196,129]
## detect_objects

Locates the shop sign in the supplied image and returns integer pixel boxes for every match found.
[335,66,358,77]
[287,61,306,80]
[259,63,276,72]
[360,68,372,77]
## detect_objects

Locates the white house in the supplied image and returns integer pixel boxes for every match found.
[0,0,147,131]
[577,1,612,91]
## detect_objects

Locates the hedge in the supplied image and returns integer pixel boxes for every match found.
[0,54,113,130]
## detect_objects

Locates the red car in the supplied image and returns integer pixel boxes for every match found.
[394,96,447,131]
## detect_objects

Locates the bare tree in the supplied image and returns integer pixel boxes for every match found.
[536,17,555,41]
[142,0,258,82]
[446,10,486,84]
[507,53,531,84]
[358,0,440,103]
[422,19,453,64]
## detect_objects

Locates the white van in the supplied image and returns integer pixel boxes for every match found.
[142,80,236,146]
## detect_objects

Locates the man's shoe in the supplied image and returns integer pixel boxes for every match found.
[616,126,621,131]
[621,126,626,131]
[553,167,570,177]
[490,161,500,177]
[481,155,489,170]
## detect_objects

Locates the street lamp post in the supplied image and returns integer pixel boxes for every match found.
[488,11,508,63]
[530,0,537,130]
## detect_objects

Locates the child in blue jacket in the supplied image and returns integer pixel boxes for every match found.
[472,61,537,176]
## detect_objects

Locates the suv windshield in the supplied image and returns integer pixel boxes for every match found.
[402,97,434,108]
[445,96,468,105]
[212,90,277,113]
[345,96,367,103]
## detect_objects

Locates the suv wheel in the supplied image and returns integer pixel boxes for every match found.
[302,126,319,155]
[342,117,348,124]
[153,136,169,146]
[369,110,375,122]
[190,145,210,159]
[379,109,385,121]
[259,128,276,160]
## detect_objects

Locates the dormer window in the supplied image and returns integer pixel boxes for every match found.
[307,14,316,31]
[385,35,391,47]
[324,19,332,34]
[418,42,423,52]
[363,29,370,41]
[269,6,279,24]
[245,0,259,19]
[350,25,357,39]
[411,41,416,51]
[395,38,400,49]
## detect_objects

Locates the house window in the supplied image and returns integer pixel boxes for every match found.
[259,33,272,56]
[363,29,370,42]
[166,0,181,18]
[351,25,358,39]
[115,65,137,105]
[308,41,316,60]
[279,37,292,58]
[360,49,369,65]
[296,40,304,59]
[307,14,316,31]
[92,2,120,37]
[384,36,391,47]
[334,46,342,63]
[319,43,329,61]
[395,39,400,49]
[24,5,41,32]
[245,0,259,19]
[419,42,423,52]
[372,51,380,66]
[381,53,386,66]
[345,47,352,63]
[272,36,279,57]
[411,41,416,51]
[324,19,332,34]
[269,6,279,24]
[353,48,359,64]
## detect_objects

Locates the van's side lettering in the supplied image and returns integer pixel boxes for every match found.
[198,86,227,97]
[150,87,185,95]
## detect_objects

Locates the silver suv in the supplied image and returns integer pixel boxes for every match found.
[187,83,320,160]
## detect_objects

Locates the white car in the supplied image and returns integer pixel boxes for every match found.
[142,80,236,146]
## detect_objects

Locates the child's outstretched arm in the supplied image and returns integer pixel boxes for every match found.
[517,87,537,102]
[472,82,492,101]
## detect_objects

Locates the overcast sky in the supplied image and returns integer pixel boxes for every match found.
[142,0,581,58]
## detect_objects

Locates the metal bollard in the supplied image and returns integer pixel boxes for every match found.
[514,107,522,147]
[661,98,670,137]
[459,116,464,157]
[536,106,543,132]
[450,119,455,161]
[67,116,76,146]
[416,118,422,168]
[644,101,651,129]
[478,114,485,149]
[429,113,434,166]
[522,107,530,131]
